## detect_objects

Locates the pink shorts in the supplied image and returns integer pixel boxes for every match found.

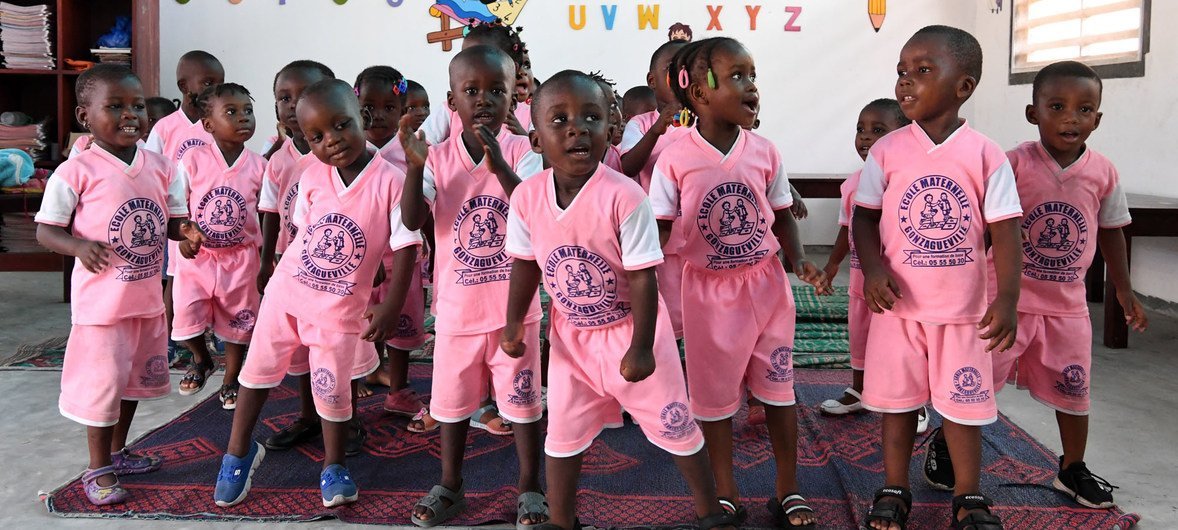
[239,299,373,422]
[171,246,261,344]
[369,259,427,351]
[862,315,997,425]
[682,258,798,420]
[656,252,684,338]
[848,295,871,370]
[60,316,171,427]
[991,313,1092,415]
[546,307,704,458]
[430,322,543,424]
[287,337,381,381]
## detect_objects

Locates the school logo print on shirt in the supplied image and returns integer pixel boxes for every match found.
[1055,364,1089,398]
[175,138,206,161]
[452,195,511,285]
[107,198,166,282]
[1021,201,1087,283]
[697,182,769,270]
[898,175,974,267]
[195,186,248,248]
[297,213,366,296]
[660,402,697,441]
[281,183,300,239]
[949,366,990,404]
[543,245,628,327]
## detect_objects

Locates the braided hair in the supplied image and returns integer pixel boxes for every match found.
[667,37,741,114]
[196,83,253,119]
[465,21,527,67]
[353,65,408,98]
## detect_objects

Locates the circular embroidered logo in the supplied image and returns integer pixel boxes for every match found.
[953,367,982,396]
[767,346,794,382]
[543,246,625,326]
[175,138,206,161]
[281,182,300,239]
[659,402,695,440]
[195,186,248,247]
[452,194,509,270]
[394,314,416,338]
[142,354,169,387]
[300,213,366,279]
[1021,201,1088,279]
[229,309,256,332]
[696,182,767,258]
[107,198,166,280]
[311,368,337,399]
[897,176,974,267]
[1056,364,1089,397]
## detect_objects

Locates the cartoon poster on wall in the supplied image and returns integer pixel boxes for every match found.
[426,0,530,51]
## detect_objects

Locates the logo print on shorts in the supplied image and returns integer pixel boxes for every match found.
[949,366,991,404]
[1021,201,1088,283]
[229,309,257,332]
[281,183,300,240]
[898,175,974,268]
[452,195,511,285]
[312,368,338,404]
[107,198,166,282]
[766,346,795,383]
[696,182,769,270]
[543,246,628,328]
[1055,364,1089,397]
[140,355,169,387]
[175,138,206,161]
[297,213,367,296]
[659,402,696,440]
[508,369,537,406]
[195,186,249,248]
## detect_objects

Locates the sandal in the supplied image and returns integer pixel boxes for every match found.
[110,447,163,475]
[82,465,128,506]
[516,490,550,529]
[407,407,441,433]
[951,494,1003,530]
[470,404,512,436]
[863,486,911,530]
[718,497,749,524]
[820,387,865,415]
[178,361,215,396]
[411,483,467,527]
[345,420,368,457]
[219,382,239,410]
[699,511,739,529]
[263,417,322,450]
[769,492,817,528]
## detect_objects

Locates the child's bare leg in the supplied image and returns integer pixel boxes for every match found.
[942,419,984,521]
[321,418,348,468]
[512,420,546,524]
[1057,411,1088,467]
[111,399,139,451]
[227,387,270,457]
[385,347,410,390]
[765,404,814,525]
[221,342,246,406]
[414,421,469,522]
[672,450,729,519]
[87,425,117,486]
[163,277,174,336]
[545,453,583,530]
[869,411,918,530]
[700,419,738,502]
[298,374,315,420]
[838,369,865,405]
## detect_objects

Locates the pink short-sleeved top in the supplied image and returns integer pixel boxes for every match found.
[423,128,544,334]
[838,170,866,298]
[259,140,317,255]
[854,122,1023,324]
[375,140,408,171]
[177,144,265,251]
[649,128,793,275]
[618,110,693,193]
[602,145,623,173]
[514,100,533,132]
[272,155,422,334]
[143,110,213,164]
[35,146,188,325]
[994,141,1130,317]
[506,164,664,330]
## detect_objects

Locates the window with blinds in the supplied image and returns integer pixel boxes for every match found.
[1009,0,1150,83]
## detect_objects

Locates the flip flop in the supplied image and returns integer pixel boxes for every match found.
[178,362,215,396]
[516,491,550,530]
[470,404,512,436]
[411,483,466,527]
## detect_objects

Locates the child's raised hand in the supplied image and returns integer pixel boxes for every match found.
[499,324,527,358]
[1117,290,1149,333]
[475,124,511,175]
[178,239,200,259]
[361,303,398,343]
[75,240,110,273]
[398,114,429,168]
[652,104,682,135]
[978,298,1017,352]
[620,346,656,383]
[863,270,901,313]
[504,112,528,136]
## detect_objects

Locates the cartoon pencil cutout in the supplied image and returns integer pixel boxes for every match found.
[868,0,886,32]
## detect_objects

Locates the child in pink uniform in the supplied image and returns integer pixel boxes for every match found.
[588,72,625,172]
[619,39,693,339]
[649,37,825,528]
[502,70,737,530]
[171,83,264,411]
[818,99,911,419]
[402,80,431,134]
[926,61,1147,510]
[854,26,1023,530]
[35,65,206,505]
[214,80,421,509]
[399,46,547,528]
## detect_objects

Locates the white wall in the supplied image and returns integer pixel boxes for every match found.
[158,1,976,245]
[970,2,1178,303]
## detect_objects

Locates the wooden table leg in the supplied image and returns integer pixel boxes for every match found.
[1102,235,1130,348]
[1086,248,1104,303]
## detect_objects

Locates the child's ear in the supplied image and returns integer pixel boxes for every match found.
[177,78,187,97]
[1024,104,1038,125]
[74,106,88,131]
[1093,111,1102,131]
[528,129,543,154]
[202,116,214,134]
[957,75,977,100]
[646,71,656,90]
[360,107,373,130]
[446,90,456,112]
[688,82,707,108]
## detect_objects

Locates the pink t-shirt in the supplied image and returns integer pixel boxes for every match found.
[271,155,422,334]
[514,100,533,132]
[68,135,145,159]
[259,140,316,255]
[177,144,264,251]
[649,128,793,275]
[143,110,213,164]
[423,128,544,334]
[618,110,693,193]
[990,141,1130,317]
[855,122,1023,324]
[838,170,866,298]
[506,164,664,330]
[376,140,408,171]
[602,145,623,173]
[35,146,188,325]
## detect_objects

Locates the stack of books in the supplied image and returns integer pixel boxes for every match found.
[0,2,54,70]
[0,122,48,161]
[91,47,131,66]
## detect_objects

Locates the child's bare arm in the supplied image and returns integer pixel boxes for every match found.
[258,212,280,293]
[619,105,679,177]
[621,267,657,383]
[980,217,1021,352]
[399,116,430,231]
[656,219,672,248]
[824,225,850,287]
[501,259,541,358]
[771,208,827,292]
[37,224,109,273]
[363,245,419,342]
[1098,227,1148,332]
[852,206,900,313]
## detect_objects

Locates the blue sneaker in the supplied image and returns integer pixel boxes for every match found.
[320,464,358,507]
[214,442,266,507]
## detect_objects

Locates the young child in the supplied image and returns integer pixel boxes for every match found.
[854,26,1023,530]
[354,65,428,417]
[922,60,1146,510]
[171,83,264,411]
[622,85,657,125]
[398,45,547,528]
[213,79,421,508]
[145,97,177,140]
[35,64,205,505]
[587,72,623,172]
[402,80,431,134]
[649,37,824,528]
[513,47,535,132]
[818,99,915,423]
[502,70,737,530]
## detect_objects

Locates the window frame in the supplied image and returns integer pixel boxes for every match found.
[1008,0,1151,85]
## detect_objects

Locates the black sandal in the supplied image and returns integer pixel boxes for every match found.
[863,486,911,530]
[951,494,1003,530]
[218,382,239,410]
[178,361,215,396]
[769,492,817,528]
[718,497,749,525]
[698,511,739,529]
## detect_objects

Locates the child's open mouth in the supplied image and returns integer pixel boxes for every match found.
[567,144,591,159]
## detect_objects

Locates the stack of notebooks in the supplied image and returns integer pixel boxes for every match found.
[0,122,48,161]
[0,2,54,70]
[91,47,131,66]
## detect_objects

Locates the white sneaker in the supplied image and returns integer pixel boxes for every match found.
[916,406,930,434]
[819,387,864,415]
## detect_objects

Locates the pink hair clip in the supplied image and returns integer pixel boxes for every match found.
[354,86,360,97]
[678,67,690,89]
